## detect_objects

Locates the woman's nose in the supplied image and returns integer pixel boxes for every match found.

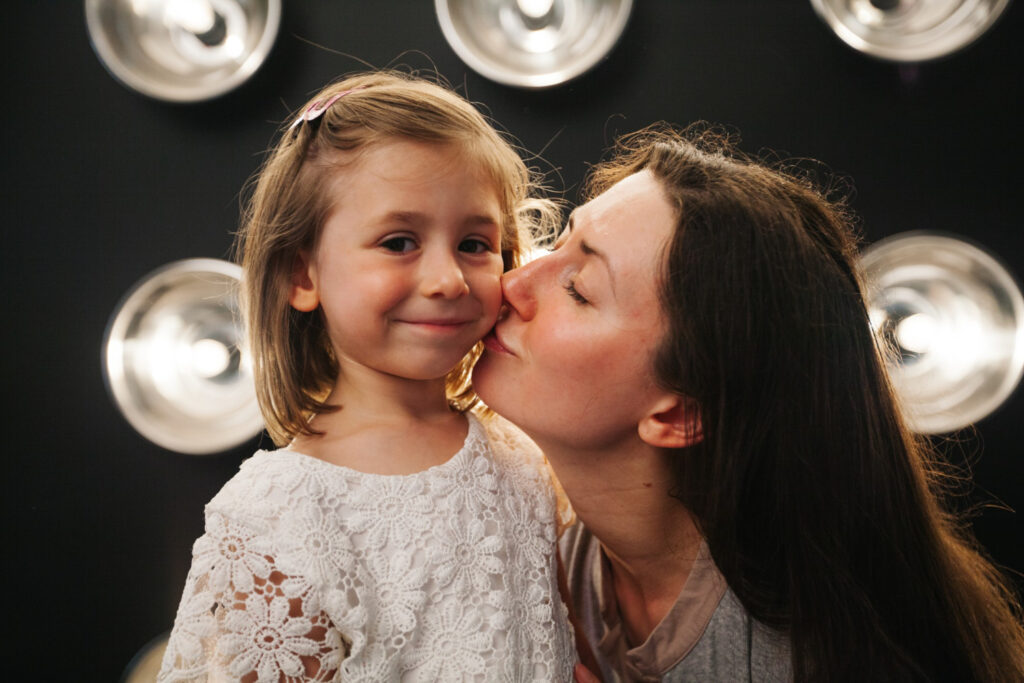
[501,260,539,320]
[421,252,469,299]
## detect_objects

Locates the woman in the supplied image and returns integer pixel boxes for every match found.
[473,125,1024,682]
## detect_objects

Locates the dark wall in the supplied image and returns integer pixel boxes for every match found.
[6,2,1022,679]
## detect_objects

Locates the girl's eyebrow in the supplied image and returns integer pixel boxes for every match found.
[464,214,500,229]
[376,210,422,226]
[375,210,499,228]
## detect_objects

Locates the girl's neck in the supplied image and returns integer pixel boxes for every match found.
[542,437,703,644]
[290,363,468,475]
[326,363,453,423]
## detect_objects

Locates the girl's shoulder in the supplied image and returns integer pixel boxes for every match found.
[473,408,544,467]
[205,448,348,529]
[473,409,575,531]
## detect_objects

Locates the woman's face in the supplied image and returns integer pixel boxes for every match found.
[474,170,678,450]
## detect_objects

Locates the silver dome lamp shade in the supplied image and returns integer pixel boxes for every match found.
[810,0,1011,62]
[85,0,281,102]
[103,258,264,454]
[436,0,634,88]
[861,232,1024,434]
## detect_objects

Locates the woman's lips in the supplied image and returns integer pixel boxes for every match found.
[483,328,513,355]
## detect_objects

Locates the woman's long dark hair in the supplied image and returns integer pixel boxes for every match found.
[587,124,1024,682]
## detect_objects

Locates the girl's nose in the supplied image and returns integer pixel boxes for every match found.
[421,252,470,299]
[501,260,539,320]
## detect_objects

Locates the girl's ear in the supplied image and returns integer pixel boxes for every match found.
[638,394,703,449]
[289,250,320,312]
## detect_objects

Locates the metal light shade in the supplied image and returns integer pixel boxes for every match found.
[861,232,1024,434]
[85,0,281,102]
[103,258,263,454]
[436,0,633,88]
[810,0,1010,62]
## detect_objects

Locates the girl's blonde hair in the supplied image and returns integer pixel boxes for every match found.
[236,71,557,446]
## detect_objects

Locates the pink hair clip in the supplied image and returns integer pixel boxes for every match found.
[289,87,366,130]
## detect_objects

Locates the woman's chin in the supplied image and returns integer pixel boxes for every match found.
[472,352,520,417]
[471,352,500,403]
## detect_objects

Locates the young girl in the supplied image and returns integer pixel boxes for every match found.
[157,72,576,682]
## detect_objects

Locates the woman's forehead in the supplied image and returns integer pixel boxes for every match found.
[575,171,672,246]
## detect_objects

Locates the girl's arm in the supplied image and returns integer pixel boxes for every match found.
[157,512,343,682]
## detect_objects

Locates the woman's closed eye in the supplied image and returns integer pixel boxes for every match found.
[564,280,588,304]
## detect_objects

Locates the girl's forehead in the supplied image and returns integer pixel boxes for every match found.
[317,140,506,213]
[323,139,498,181]
[312,138,518,244]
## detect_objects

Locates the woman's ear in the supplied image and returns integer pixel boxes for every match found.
[638,394,703,449]
[289,250,320,312]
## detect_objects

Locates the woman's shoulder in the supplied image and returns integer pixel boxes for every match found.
[677,589,791,682]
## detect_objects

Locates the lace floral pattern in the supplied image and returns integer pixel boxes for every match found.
[158,413,576,682]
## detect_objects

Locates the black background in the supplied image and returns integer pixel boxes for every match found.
[5,2,1022,679]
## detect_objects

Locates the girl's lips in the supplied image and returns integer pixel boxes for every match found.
[399,317,471,325]
[415,323,466,332]
[396,318,472,333]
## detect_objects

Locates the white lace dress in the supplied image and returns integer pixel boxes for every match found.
[157,412,576,682]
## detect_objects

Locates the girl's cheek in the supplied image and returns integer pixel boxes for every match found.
[484,275,504,309]
[478,267,503,290]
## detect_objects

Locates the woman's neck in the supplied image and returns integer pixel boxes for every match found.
[543,437,703,645]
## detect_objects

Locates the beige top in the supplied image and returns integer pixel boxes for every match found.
[595,537,727,678]
[561,523,792,682]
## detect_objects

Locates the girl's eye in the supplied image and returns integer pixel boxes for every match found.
[564,281,588,305]
[380,236,417,253]
[459,238,492,254]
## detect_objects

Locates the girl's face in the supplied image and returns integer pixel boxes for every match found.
[290,140,505,384]
[473,170,677,450]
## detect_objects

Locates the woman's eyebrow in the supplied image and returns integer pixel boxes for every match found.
[570,211,616,295]
[579,240,616,294]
